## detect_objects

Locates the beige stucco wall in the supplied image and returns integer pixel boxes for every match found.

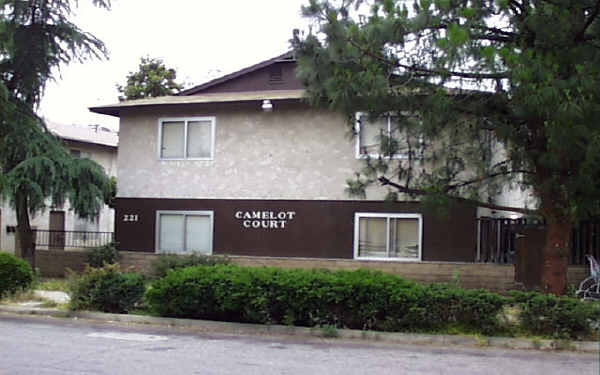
[117,102,391,201]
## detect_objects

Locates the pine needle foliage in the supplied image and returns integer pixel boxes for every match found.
[292,0,600,294]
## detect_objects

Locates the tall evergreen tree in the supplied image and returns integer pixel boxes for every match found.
[293,0,600,294]
[0,0,112,267]
[117,56,183,101]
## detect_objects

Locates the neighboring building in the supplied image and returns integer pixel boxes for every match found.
[0,121,118,254]
[89,52,520,262]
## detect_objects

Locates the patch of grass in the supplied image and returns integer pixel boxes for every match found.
[475,335,490,347]
[320,324,339,338]
[0,289,38,304]
[552,339,576,351]
[38,299,62,308]
[127,308,159,317]
[423,322,516,338]
[35,278,68,291]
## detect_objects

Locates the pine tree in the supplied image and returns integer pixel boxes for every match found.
[0,0,112,267]
[292,0,600,294]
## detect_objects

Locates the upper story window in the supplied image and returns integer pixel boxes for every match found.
[158,117,215,160]
[355,112,423,159]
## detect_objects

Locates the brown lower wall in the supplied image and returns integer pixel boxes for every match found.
[115,198,478,262]
[35,249,591,292]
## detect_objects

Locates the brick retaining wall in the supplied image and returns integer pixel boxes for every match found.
[229,256,517,290]
[35,250,589,292]
[36,249,88,277]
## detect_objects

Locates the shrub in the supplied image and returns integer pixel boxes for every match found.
[146,265,506,333]
[0,252,34,297]
[150,253,230,278]
[87,243,120,268]
[68,264,145,313]
[511,291,600,339]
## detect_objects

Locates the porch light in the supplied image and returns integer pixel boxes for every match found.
[262,99,273,112]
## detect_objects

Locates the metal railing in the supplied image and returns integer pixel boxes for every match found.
[477,217,599,265]
[34,229,114,249]
[477,217,534,264]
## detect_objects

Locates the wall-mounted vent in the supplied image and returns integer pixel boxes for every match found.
[269,65,283,83]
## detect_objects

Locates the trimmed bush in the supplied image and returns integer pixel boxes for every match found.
[0,252,34,297]
[150,253,230,278]
[511,291,600,339]
[87,243,120,268]
[146,265,506,333]
[68,264,145,313]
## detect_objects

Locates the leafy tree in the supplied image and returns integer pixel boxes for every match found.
[0,0,112,267]
[292,0,600,295]
[117,56,183,101]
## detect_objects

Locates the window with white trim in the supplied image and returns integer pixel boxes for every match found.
[156,211,213,254]
[354,213,422,260]
[355,112,423,159]
[158,117,215,160]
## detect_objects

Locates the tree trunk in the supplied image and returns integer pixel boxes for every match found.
[540,218,571,295]
[15,192,36,269]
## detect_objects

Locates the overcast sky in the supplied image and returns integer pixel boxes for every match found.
[38,0,310,130]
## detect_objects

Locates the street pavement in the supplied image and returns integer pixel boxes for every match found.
[0,314,597,375]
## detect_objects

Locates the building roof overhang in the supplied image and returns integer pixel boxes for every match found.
[47,121,118,147]
[89,89,306,117]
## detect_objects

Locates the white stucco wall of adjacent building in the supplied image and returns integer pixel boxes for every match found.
[0,127,118,254]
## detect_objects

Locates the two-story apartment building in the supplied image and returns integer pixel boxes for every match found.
[90,52,482,262]
[0,121,118,253]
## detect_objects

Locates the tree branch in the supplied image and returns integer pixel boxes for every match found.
[345,36,510,80]
[378,176,537,215]
[443,169,533,192]
[472,25,515,38]
[396,63,510,80]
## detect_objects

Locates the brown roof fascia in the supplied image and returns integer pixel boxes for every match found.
[177,51,296,96]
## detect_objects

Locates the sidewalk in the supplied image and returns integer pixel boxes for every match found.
[0,290,598,354]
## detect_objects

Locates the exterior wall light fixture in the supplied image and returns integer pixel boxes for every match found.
[262,99,273,112]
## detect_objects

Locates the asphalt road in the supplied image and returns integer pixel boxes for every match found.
[0,314,597,375]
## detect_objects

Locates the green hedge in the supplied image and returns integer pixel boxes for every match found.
[150,253,230,278]
[87,243,120,268]
[511,291,600,339]
[146,265,506,334]
[68,264,145,313]
[0,252,34,297]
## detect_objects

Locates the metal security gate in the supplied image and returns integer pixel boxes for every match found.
[571,221,600,265]
[477,217,600,265]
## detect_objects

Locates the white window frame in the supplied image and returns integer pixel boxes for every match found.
[353,212,423,261]
[157,116,216,160]
[355,112,423,160]
[155,210,214,254]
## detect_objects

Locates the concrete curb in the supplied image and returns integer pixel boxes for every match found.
[0,304,598,354]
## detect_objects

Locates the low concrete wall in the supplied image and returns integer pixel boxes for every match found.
[567,266,589,285]
[229,256,516,291]
[36,249,88,277]
[35,250,589,292]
